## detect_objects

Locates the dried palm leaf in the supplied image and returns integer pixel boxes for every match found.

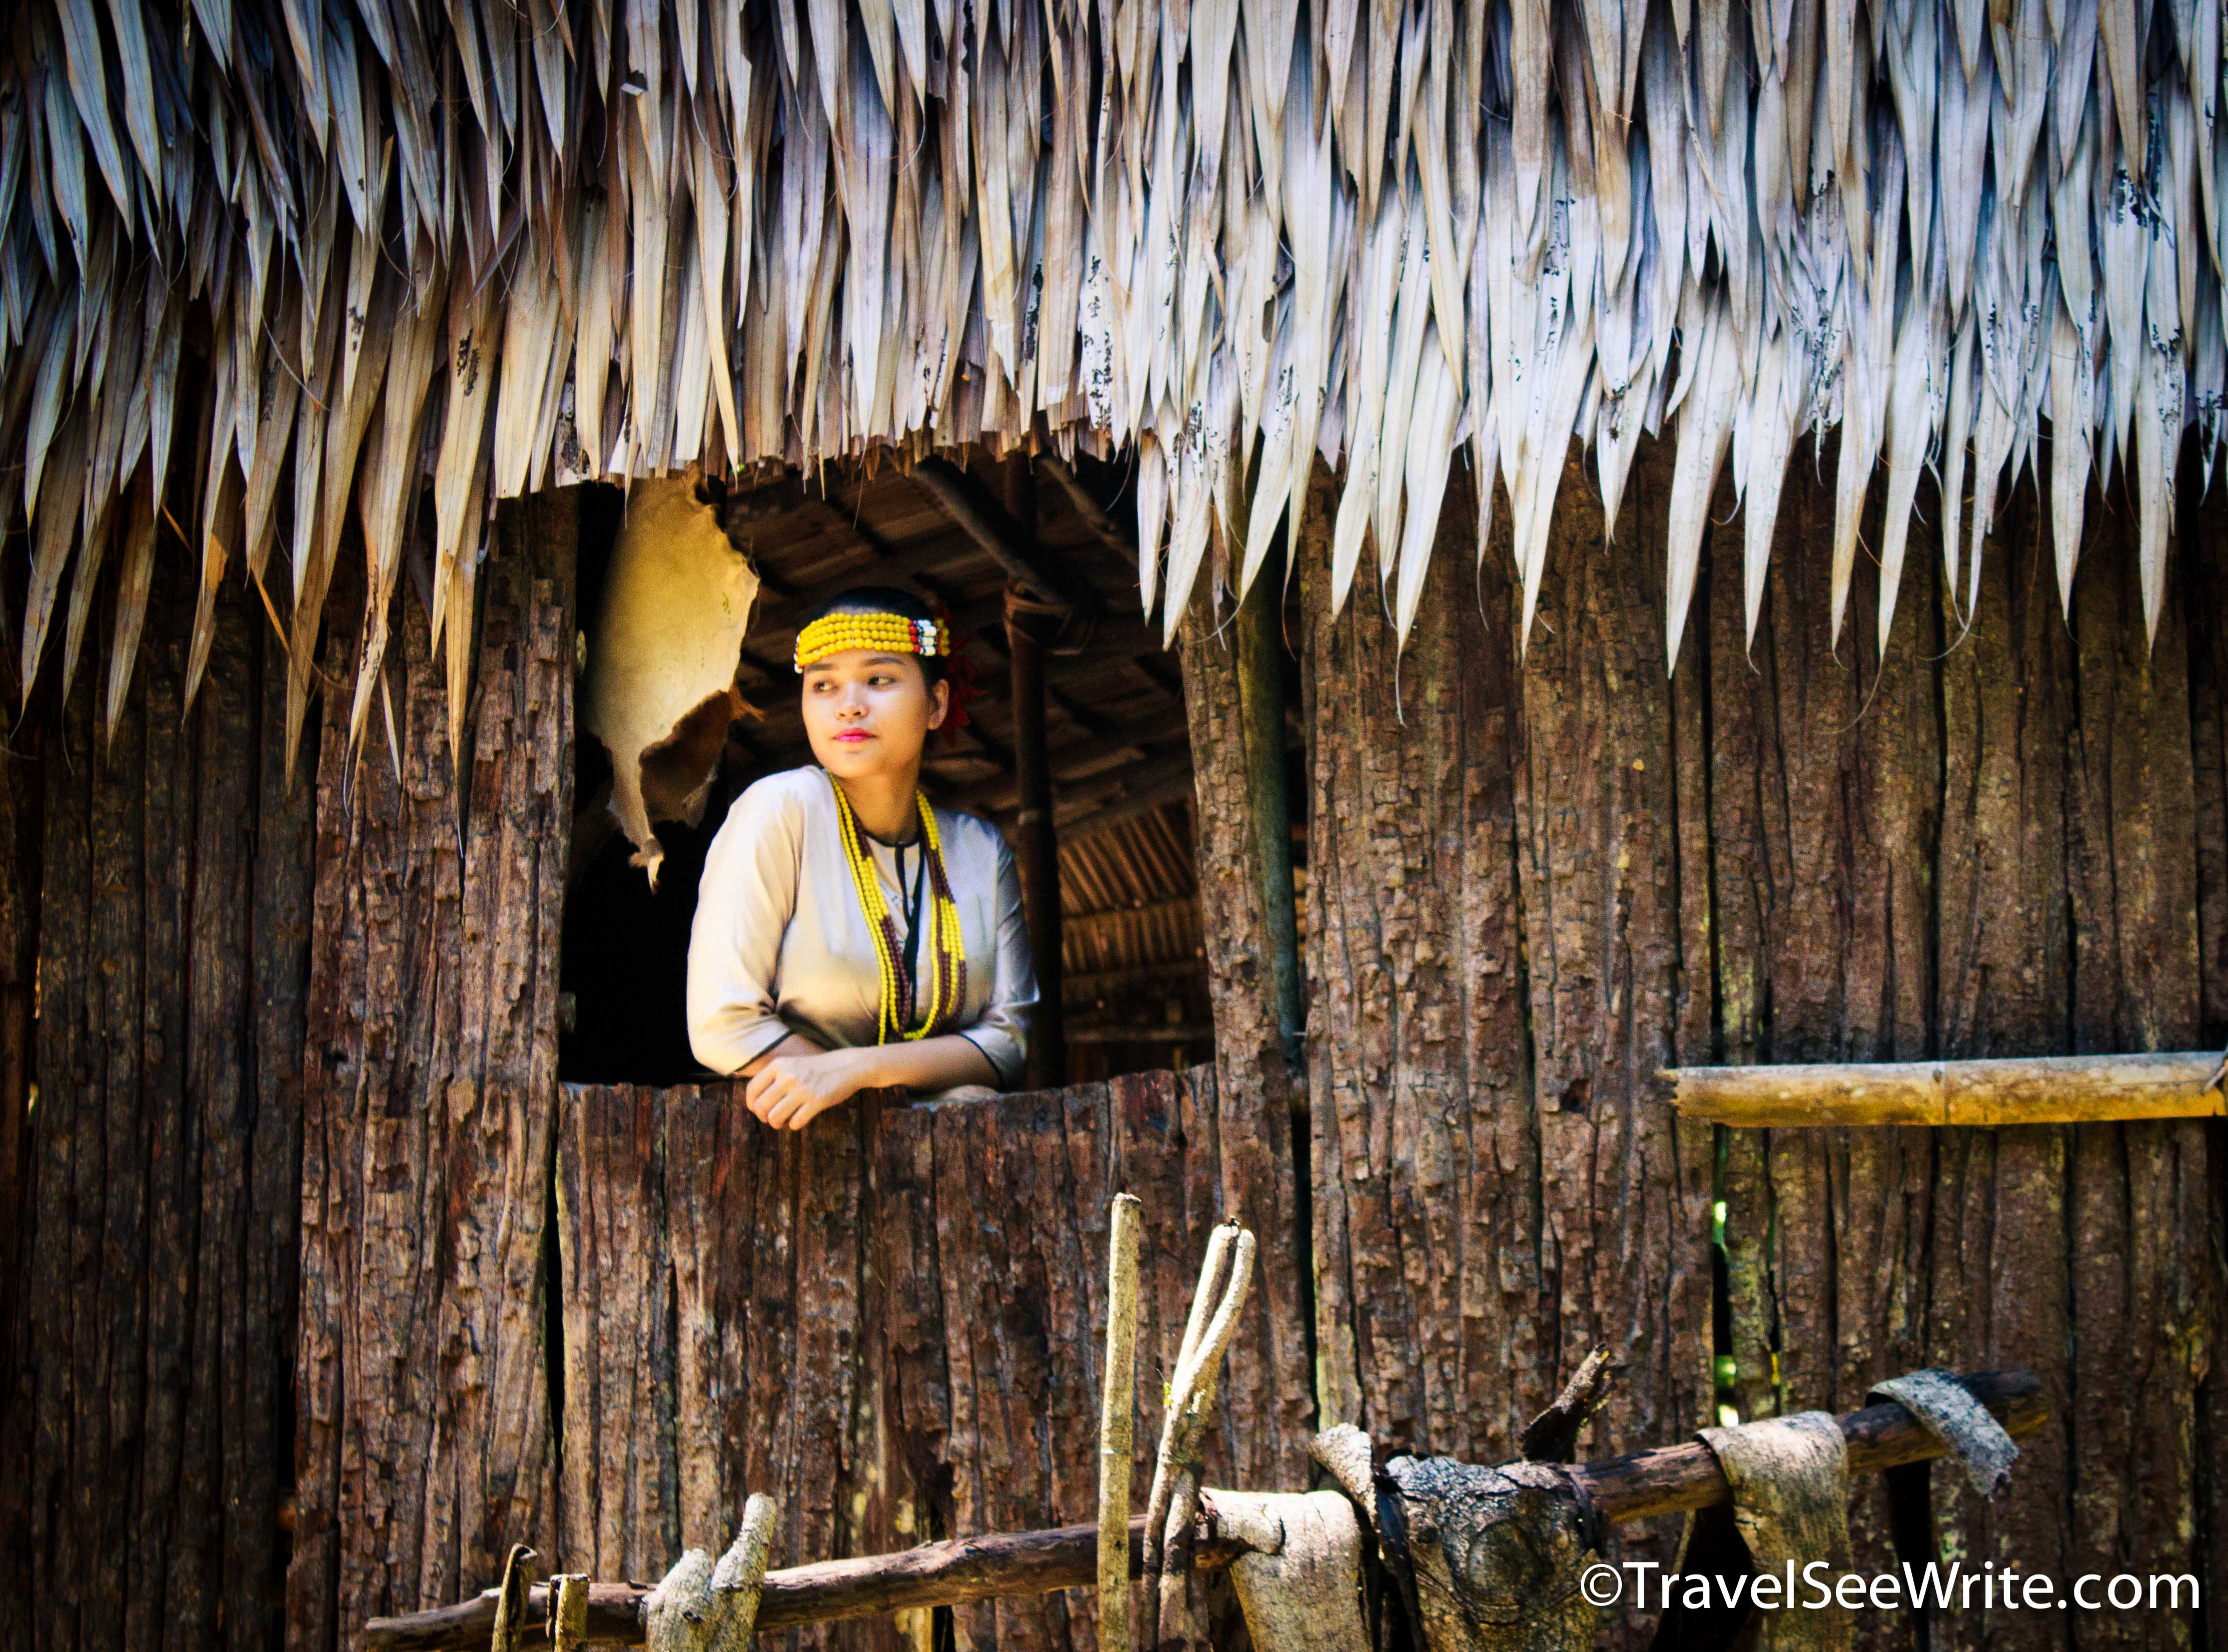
[0,0,2211,727]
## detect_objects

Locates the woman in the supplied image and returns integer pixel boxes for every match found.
[687,587,1035,1130]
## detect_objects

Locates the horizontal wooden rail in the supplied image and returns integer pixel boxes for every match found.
[1571,1366,2045,1521]
[1664,1052,2226,1127]
[366,1371,2043,1651]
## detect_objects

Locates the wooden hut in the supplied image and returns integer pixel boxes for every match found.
[0,0,2221,1649]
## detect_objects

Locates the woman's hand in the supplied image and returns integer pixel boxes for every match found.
[736,1035,998,1130]
[743,1046,874,1131]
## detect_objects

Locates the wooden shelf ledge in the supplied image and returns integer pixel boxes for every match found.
[1663,1051,2226,1128]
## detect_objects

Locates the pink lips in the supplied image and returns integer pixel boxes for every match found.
[833,729,873,743]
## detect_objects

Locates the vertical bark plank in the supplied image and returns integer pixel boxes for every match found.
[132,558,193,1652]
[1173,499,1319,1494]
[5,655,71,1652]
[0,587,37,1652]
[661,1083,755,1547]
[291,541,452,1647]
[248,579,320,1652]
[175,566,255,1647]
[869,1095,954,1652]
[2059,510,2209,1652]
[1298,461,1557,1464]
[8,563,306,1652]
[557,1085,677,1577]
[660,1085,790,1567]
[0,555,38,1467]
[291,493,572,1648]
[2183,474,2228,1646]
[1510,442,1716,1607]
[787,1097,881,1645]
[437,495,575,1593]
[288,553,373,1652]
[1702,451,1942,1652]
[929,1086,1094,1652]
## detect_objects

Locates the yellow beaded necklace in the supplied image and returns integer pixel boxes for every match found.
[829,778,968,1043]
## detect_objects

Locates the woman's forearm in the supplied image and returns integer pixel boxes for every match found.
[840,1035,999,1095]
[737,1032,825,1076]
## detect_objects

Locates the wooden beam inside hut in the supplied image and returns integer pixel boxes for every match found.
[990,454,1069,1086]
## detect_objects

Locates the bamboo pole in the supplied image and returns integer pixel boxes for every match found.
[365,1371,2046,1652]
[1097,1195,1144,1652]
[1232,571,1303,1067]
[1663,1052,2226,1127]
[548,1579,588,1652]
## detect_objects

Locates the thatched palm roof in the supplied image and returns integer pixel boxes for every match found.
[2,0,2219,768]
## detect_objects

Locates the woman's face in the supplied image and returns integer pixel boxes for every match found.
[800,647,949,781]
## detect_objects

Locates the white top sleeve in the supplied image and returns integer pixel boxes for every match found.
[685,776,806,1075]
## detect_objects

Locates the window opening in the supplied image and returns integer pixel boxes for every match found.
[557,452,1217,1092]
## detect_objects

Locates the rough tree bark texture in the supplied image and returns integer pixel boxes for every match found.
[0,553,41,1492]
[1295,434,2224,1652]
[289,494,576,1651]
[1,559,313,1652]
[2187,476,2228,1646]
[1700,440,1947,1649]
[1172,490,1324,1507]
[1701,450,2223,1652]
[4,449,2217,1652]
[555,1068,1312,1652]
[1297,443,1719,1645]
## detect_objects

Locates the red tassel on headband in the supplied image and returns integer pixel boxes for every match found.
[931,602,983,745]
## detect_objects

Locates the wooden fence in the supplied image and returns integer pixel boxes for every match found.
[555,1071,1310,1652]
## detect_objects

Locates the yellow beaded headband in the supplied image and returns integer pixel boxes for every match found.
[793,611,951,672]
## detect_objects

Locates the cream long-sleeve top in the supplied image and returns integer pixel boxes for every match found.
[686,766,1036,1087]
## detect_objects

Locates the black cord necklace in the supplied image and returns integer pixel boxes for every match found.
[895,837,928,970]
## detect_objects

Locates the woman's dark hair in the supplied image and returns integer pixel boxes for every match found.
[801,586,948,687]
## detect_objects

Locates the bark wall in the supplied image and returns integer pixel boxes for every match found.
[2190,478,2228,1644]
[0,554,41,1475]
[1293,449,1718,1643]
[1171,518,1322,1504]
[1286,435,2225,1652]
[1702,456,2222,1652]
[1,559,314,1652]
[289,493,577,1650]
[0,450,2217,1652]
[554,1068,1312,1652]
